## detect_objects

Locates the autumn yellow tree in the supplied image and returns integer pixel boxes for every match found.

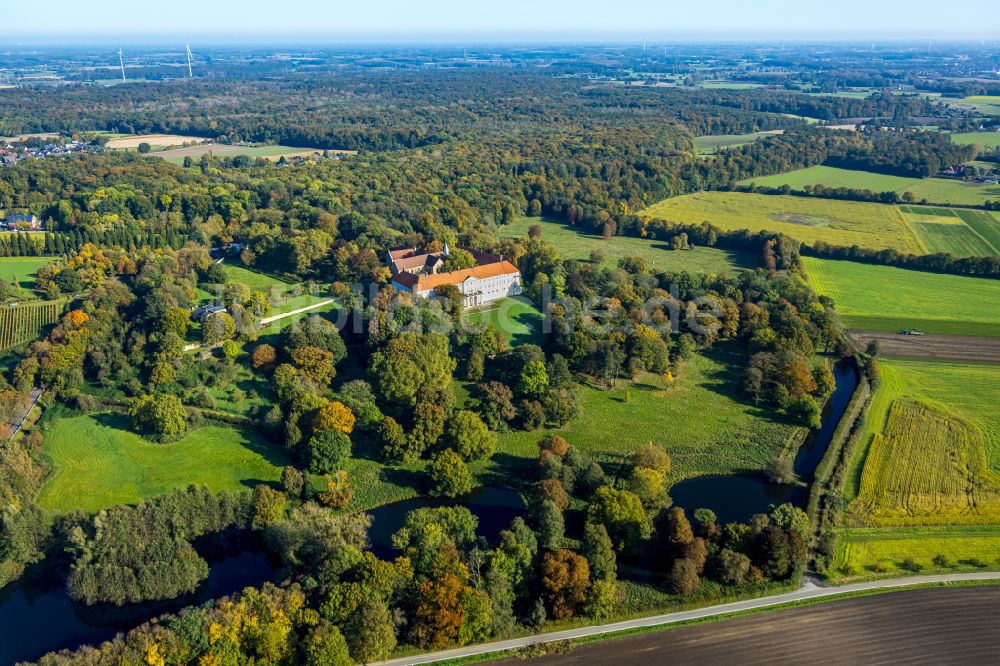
[313,400,355,434]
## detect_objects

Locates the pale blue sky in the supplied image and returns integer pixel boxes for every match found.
[8,0,1000,42]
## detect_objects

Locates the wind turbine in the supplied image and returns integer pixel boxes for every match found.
[118,47,126,82]
[185,43,194,77]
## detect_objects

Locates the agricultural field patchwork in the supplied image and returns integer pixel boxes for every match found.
[0,300,63,351]
[643,192,924,254]
[803,256,1000,337]
[900,206,1000,256]
[833,359,1000,577]
[500,216,753,274]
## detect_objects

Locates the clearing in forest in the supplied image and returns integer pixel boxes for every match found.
[500,216,754,274]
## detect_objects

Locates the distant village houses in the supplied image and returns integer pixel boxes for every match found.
[2,214,41,231]
[388,243,521,308]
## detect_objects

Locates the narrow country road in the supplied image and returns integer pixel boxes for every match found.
[372,571,1000,666]
[4,387,41,441]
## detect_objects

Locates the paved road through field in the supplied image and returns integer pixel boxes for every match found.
[372,572,1000,666]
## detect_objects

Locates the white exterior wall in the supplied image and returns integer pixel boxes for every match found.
[415,271,521,308]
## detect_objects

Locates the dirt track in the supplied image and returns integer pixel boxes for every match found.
[503,586,1000,666]
[849,329,1000,363]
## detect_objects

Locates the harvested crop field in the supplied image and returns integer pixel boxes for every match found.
[505,587,1000,666]
[104,133,206,148]
[847,331,1000,363]
[644,192,923,253]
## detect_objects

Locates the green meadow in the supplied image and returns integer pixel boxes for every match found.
[693,131,780,155]
[803,256,1000,336]
[0,256,51,294]
[501,216,753,274]
[38,414,290,512]
[496,345,804,486]
[950,131,1000,149]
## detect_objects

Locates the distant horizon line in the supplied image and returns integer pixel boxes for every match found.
[4,33,1000,49]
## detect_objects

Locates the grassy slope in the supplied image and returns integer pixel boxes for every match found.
[38,414,290,512]
[802,256,1000,337]
[643,192,923,254]
[221,263,293,291]
[495,345,803,486]
[740,165,1000,207]
[500,216,753,274]
[693,132,775,154]
[833,359,1000,575]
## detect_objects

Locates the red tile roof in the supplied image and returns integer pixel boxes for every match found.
[393,260,520,292]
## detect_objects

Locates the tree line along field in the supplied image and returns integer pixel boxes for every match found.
[0,300,63,351]
[642,192,925,254]
[802,256,1000,337]
[738,165,1000,207]
[496,345,805,487]
[832,359,1000,576]
[500,216,754,274]
[153,144,352,165]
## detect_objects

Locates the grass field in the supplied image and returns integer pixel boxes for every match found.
[950,131,1000,149]
[900,206,1000,256]
[37,414,290,512]
[802,256,1000,337]
[495,344,804,485]
[221,263,293,291]
[693,131,781,155]
[955,96,1000,116]
[643,192,924,254]
[500,217,753,274]
[463,296,543,347]
[0,256,51,293]
[739,165,1000,207]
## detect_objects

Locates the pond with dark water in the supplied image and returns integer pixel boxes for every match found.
[668,358,858,524]
[0,537,279,666]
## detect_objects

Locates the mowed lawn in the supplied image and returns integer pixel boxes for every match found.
[643,192,924,254]
[0,255,51,293]
[464,296,543,347]
[38,414,290,512]
[803,256,1000,337]
[740,165,1000,207]
[500,216,753,274]
[495,344,804,486]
